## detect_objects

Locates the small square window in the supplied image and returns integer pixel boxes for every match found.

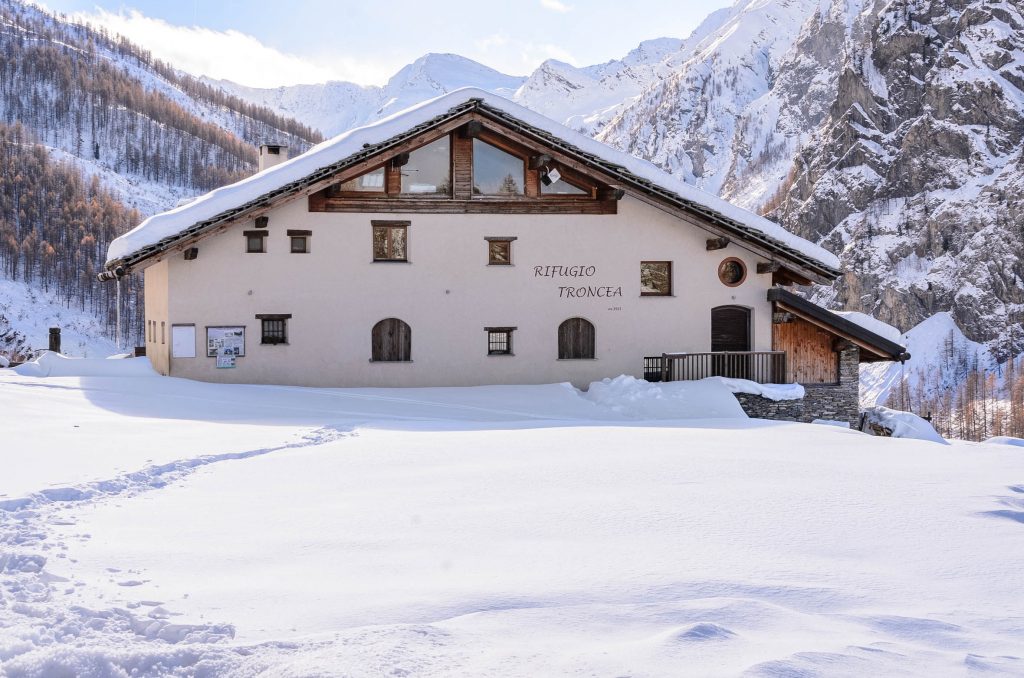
[486,327,515,355]
[641,261,672,296]
[259,317,288,345]
[372,222,408,261]
[291,236,307,253]
[487,239,513,265]
[245,231,266,253]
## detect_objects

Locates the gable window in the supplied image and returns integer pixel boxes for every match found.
[486,236,516,265]
[245,230,267,253]
[338,167,385,193]
[288,229,311,253]
[558,317,594,360]
[371,318,411,362]
[640,261,672,296]
[401,136,451,195]
[486,327,515,355]
[473,139,524,195]
[540,175,589,195]
[372,221,409,261]
[257,314,291,345]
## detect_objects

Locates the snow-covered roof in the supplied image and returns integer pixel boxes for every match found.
[105,88,841,276]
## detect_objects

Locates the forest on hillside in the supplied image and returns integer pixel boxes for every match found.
[0,122,142,351]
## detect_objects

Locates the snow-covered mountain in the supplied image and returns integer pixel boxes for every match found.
[209,53,526,138]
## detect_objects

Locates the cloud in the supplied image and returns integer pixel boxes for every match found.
[68,8,392,87]
[471,33,578,75]
[540,0,573,13]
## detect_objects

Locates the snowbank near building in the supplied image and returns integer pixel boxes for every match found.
[582,375,803,419]
[13,352,157,378]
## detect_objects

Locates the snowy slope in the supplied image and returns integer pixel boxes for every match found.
[0,277,117,360]
[860,312,997,407]
[211,53,527,138]
[2,371,1023,675]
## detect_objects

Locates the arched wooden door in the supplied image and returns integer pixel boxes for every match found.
[372,318,411,362]
[711,306,751,378]
[558,318,595,359]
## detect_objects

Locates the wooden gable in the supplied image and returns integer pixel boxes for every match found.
[308,114,619,215]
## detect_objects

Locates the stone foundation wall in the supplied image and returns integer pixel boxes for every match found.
[735,345,861,427]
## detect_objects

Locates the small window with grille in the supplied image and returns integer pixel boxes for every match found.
[486,327,515,355]
[257,314,291,345]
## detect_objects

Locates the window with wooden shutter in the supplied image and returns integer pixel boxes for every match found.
[371,318,411,362]
[558,317,595,360]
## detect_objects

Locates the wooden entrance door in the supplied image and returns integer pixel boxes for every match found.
[711,306,751,378]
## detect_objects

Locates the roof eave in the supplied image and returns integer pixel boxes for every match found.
[103,97,841,282]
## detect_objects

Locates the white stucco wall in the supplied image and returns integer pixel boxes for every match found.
[156,195,776,388]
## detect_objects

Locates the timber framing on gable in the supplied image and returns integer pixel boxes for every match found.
[307,117,617,215]
[101,98,842,284]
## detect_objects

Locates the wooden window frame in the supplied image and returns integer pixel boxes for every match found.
[718,257,747,287]
[244,230,267,253]
[485,327,516,355]
[287,229,311,254]
[372,220,410,262]
[398,135,453,198]
[328,165,388,198]
[640,261,673,297]
[539,164,596,199]
[485,236,516,266]
[257,313,291,345]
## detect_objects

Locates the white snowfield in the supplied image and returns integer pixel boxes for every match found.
[104,87,841,272]
[2,364,1023,676]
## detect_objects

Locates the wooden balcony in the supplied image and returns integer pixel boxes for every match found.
[643,351,787,384]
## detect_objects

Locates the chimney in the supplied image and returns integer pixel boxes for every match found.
[258,143,288,172]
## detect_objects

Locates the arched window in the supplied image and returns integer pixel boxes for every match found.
[371,318,411,362]
[558,318,595,360]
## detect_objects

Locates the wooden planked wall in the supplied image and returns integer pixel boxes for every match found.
[773,317,839,384]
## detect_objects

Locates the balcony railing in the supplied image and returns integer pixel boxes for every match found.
[644,351,787,384]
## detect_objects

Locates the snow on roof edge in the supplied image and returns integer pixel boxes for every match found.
[105,88,840,272]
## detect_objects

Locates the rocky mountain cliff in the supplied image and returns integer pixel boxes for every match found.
[767,0,1024,360]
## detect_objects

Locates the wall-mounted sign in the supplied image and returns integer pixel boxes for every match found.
[171,324,197,358]
[534,265,622,299]
[207,326,245,363]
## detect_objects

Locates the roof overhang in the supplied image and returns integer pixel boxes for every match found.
[768,287,910,363]
[101,96,842,285]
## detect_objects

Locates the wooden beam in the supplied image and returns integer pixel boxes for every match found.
[757,261,781,274]
[706,237,729,251]
[390,152,410,168]
[529,153,552,170]
[772,312,794,324]
[460,121,483,138]
[597,187,625,201]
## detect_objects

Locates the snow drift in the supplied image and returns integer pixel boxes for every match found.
[13,353,157,378]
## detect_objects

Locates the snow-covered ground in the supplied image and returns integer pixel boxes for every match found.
[2,366,1023,676]
[0,277,118,360]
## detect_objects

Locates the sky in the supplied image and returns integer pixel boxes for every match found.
[36,0,733,88]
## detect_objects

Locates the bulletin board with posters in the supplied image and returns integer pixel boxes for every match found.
[206,326,246,368]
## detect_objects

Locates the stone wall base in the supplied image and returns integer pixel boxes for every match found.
[734,345,861,428]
